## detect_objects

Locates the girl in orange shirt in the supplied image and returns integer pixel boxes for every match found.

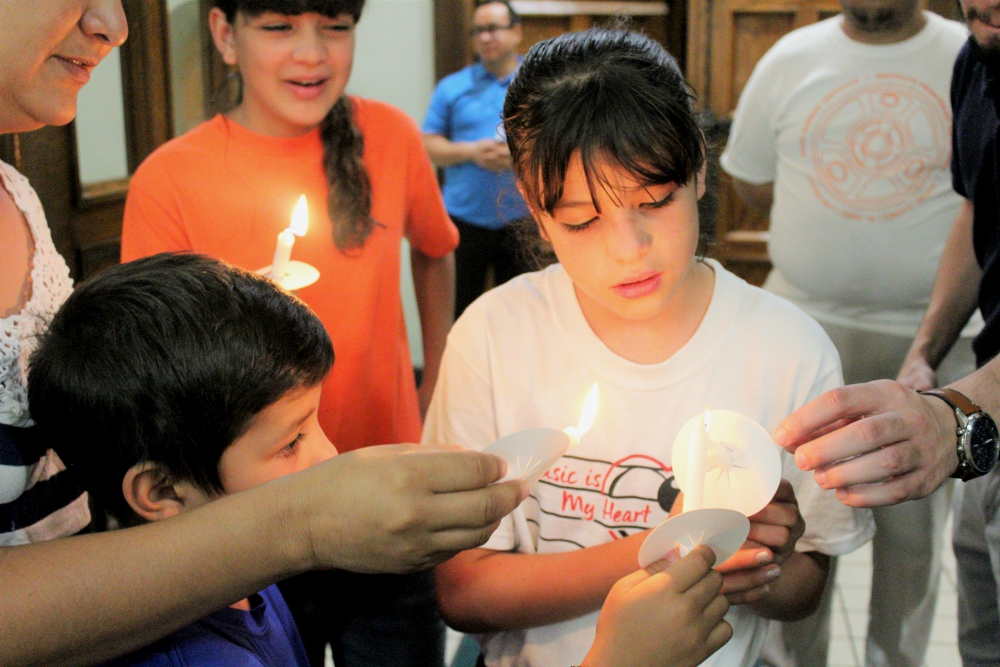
[121,1,455,665]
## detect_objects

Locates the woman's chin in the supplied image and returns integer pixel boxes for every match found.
[6,93,76,132]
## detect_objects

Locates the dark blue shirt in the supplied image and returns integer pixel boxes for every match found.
[104,585,309,667]
[952,38,1000,366]
[423,62,530,229]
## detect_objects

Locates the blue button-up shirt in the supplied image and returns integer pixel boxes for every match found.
[423,61,530,229]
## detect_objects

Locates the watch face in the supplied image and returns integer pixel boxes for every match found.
[968,415,1000,473]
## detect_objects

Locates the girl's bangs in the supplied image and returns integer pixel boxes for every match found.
[221,0,364,19]
[522,71,703,215]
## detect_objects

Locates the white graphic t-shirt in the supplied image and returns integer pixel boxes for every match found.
[423,261,875,667]
[721,13,975,336]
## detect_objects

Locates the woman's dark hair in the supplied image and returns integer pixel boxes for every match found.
[214,0,374,251]
[28,253,334,526]
[503,28,709,258]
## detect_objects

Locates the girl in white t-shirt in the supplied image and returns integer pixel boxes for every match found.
[423,28,874,667]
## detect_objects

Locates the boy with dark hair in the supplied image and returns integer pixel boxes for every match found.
[28,253,335,667]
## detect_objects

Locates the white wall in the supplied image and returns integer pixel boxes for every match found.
[348,0,437,368]
[75,48,129,184]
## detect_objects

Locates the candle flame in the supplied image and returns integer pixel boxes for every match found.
[576,382,600,437]
[704,409,712,433]
[289,195,309,237]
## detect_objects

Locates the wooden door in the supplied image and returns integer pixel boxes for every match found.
[0,0,173,281]
[689,0,965,286]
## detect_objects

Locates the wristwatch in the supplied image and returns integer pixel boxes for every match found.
[920,388,1000,481]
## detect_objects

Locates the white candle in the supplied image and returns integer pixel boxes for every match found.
[270,228,295,280]
[684,412,710,512]
[270,195,309,281]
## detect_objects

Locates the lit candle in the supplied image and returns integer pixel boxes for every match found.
[684,411,711,512]
[564,382,600,447]
[270,195,309,281]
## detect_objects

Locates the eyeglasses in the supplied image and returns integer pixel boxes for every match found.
[470,24,515,37]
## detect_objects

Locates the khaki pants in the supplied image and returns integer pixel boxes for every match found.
[761,324,974,667]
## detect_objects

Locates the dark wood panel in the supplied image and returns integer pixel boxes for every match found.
[731,12,794,112]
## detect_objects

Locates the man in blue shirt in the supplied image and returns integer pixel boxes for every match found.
[423,0,531,317]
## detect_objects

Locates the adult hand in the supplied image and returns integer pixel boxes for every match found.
[897,355,937,392]
[774,380,958,507]
[714,480,803,604]
[583,546,732,667]
[470,139,512,172]
[280,443,529,573]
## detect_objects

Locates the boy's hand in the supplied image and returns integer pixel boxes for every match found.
[715,480,804,605]
[582,546,732,667]
[282,443,529,574]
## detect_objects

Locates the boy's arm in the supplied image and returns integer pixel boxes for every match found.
[1,445,527,667]
[582,547,733,667]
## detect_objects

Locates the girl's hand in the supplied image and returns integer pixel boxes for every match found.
[582,546,732,667]
[715,479,805,605]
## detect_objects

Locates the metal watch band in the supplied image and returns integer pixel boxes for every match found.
[920,388,982,417]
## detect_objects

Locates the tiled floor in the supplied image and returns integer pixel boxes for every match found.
[830,517,961,667]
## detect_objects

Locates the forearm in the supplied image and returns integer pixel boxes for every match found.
[950,355,1000,422]
[906,200,980,369]
[436,535,645,632]
[411,248,455,393]
[0,481,307,667]
[423,134,476,167]
[731,178,774,215]
[745,552,828,621]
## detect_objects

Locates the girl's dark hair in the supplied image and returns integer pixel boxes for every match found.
[28,253,334,526]
[503,29,708,256]
[215,0,374,250]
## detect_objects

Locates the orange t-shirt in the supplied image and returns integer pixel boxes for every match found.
[121,98,458,452]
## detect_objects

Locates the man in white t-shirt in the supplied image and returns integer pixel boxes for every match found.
[721,3,970,667]
[425,260,874,667]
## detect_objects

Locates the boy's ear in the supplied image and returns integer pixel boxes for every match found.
[516,181,551,242]
[122,463,211,522]
[208,7,239,67]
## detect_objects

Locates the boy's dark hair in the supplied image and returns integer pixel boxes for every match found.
[214,0,374,253]
[474,0,520,25]
[28,253,334,525]
[503,28,705,222]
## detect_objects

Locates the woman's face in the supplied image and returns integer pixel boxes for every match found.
[530,153,706,325]
[0,0,127,133]
[212,10,356,137]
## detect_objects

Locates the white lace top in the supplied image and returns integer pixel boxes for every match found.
[0,160,74,427]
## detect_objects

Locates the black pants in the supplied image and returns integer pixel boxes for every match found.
[453,216,532,318]
[278,569,444,667]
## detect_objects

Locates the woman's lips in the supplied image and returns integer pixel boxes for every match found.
[53,55,92,85]
[612,272,662,299]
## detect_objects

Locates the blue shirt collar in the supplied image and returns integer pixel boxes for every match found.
[473,57,522,84]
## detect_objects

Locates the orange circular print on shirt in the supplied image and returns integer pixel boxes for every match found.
[800,73,951,222]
